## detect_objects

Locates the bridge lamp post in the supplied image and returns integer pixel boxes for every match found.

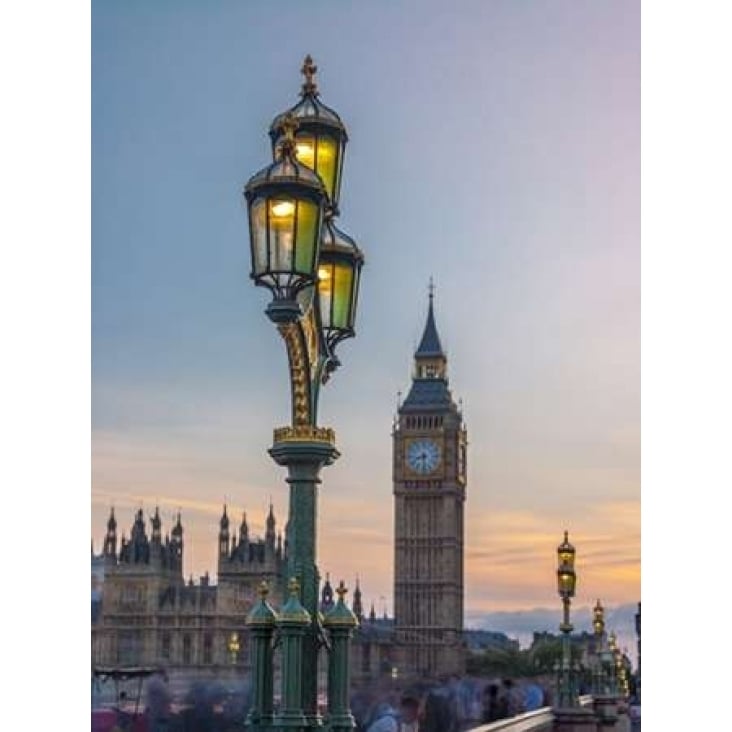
[243,55,364,731]
[592,599,605,695]
[556,531,577,708]
[228,632,240,666]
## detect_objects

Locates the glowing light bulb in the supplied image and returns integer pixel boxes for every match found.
[271,200,295,217]
[295,142,315,168]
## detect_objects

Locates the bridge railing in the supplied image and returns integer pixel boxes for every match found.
[467,696,596,732]
[468,707,554,732]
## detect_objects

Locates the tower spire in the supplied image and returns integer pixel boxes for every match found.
[411,283,447,384]
[415,282,445,360]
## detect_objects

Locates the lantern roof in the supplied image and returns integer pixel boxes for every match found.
[321,215,364,259]
[558,530,575,554]
[245,148,324,195]
[269,55,347,140]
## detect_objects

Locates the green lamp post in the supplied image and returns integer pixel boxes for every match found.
[591,600,619,728]
[556,530,577,708]
[592,599,605,695]
[243,55,364,731]
[606,631,619,697]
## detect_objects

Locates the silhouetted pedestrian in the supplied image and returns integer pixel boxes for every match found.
[482,684,503,723]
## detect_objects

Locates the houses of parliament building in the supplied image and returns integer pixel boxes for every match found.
[92,293,467,682]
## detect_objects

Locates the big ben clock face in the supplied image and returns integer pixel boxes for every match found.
[407,439,441,474]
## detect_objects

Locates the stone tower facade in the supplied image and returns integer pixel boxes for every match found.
[393,290,467,677]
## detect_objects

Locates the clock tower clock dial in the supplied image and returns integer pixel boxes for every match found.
[406,439,441,474]
[392,286,467,677]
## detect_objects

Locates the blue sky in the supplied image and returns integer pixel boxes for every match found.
[92,0,639,618]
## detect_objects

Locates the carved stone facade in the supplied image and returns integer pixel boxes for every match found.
[393,293,467,677]
[92,505,286,673]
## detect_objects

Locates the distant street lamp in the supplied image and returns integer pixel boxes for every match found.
[556,531,577,708]
[591,599,605,695]
[607,631,619,696]
[228,632,240,665]
[591,602,620,727]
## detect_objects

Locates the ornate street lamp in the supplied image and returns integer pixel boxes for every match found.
[556,531,577,709]
[270,55,348,214]
[243,55,364,731]
[245,114,327,315]
[318,215,364,360]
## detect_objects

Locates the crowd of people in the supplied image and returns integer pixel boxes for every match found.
[92,674,552,732]
[352,675,551,731]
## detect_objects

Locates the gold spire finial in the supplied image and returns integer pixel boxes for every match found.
[301,54,318,95]
[258,580,270,600]
[336,580,348,600]
[288,576,301,597]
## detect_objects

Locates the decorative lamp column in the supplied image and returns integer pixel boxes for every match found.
[592,600,618,729]
[607,632,619,697]
[556,530,577,708]
[277,578,312,730]
[243,55,365,729]
[323,581,359,732]
[553,532,596,732]
[592,599,605,695]
[246,581,277,729]
[228,632,240,665]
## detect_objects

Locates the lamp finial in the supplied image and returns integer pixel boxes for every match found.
[301,54,318,96]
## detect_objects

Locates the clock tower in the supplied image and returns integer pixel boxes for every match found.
[393,288,467,677]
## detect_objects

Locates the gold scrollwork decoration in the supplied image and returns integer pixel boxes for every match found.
[273,425,336,445]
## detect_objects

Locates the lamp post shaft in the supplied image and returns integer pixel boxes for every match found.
[270,436,339,725]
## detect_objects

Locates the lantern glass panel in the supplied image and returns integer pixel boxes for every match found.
[250,198,268,276]
[315,134,338,202]
[288,132,339,202]
[269,198,295,272]
[294,135,316,169]
[332,261,354,328]
[318,261,352,331]
[294,199,319,274]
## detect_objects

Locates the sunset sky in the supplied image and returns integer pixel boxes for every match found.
[92,0,639,637]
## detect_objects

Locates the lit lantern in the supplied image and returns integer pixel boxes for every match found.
[270,55,348,213]
[593,599,605,636]
[557,530,577,598]
[245,115,327,307]
[317,215,364,350]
